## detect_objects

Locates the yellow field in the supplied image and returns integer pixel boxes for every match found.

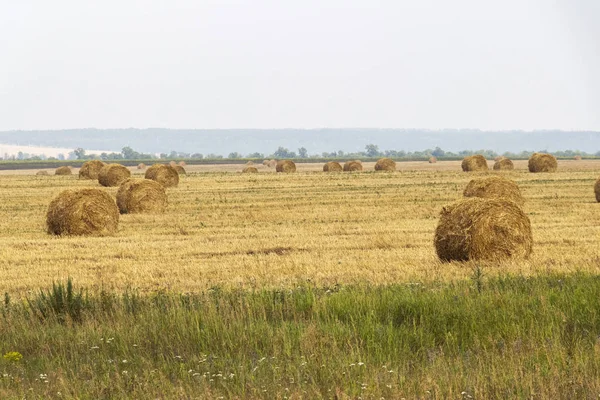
[1,160,599,296]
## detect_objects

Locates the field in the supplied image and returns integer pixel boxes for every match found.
[1,160,600,398]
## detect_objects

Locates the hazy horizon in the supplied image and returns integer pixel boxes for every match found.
[2,1,599,131]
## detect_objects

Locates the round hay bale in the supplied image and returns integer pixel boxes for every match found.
[343,161,363,171]
[46,189,119,236]
[461,155,489,172]
[528,153,557,173]
[179,161,186,167]
[78,160,106,180]
[375,158,396,171]
[98,164,131,187]
[429,156,437,164]
[434,197,532,262]
[137,163,146,170]
[268,159,278,168]
[574,155,582,161]
[145,164,179,187]
[174,165,186,175]
[116,179,167,214]
[276,160,296,173]
[242,166,259,173]
[246,160,255,166]
[36,170,49,176]
[323,161,343,172]
[55,166,72,175]
[169,161,177,167]
[463,175,524,206]
[595,177,600,203]
[494,156,503,162]
[493,157,514,171]
[262,160,269,166]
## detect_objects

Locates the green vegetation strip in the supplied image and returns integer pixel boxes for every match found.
[1,273,600,398]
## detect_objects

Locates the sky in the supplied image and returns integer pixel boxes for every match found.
[1,0,599,131]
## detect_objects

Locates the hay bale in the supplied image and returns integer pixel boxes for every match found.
[246,160,255,166]
[137,163,146,170]
[375,158,396,171]
[493,157,514,171]
[323,161,343,172]
[179,161,186,167]
[528,153,557,173]
[343,161,363,171]
[145,164,179,187]
[98,164,131,187]
[574,155,582,161]
[169,161,177,167]
[78,160,106,180]
[262,160,269,166]
[268,159,278,168]
[276,160,296,173]
[242,166,259,173]
[461,155,489,172]
[46,189,119,236]
[434,197,532,262]
[463,175,524,206]
[36,170,49,176]
[595,177,600,203]
[55,166,72,175]
[429,156,437,164]
[116,179,167,214]
[174,165,186,175]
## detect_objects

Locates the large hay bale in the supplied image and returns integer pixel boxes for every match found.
[36,170,49,176]
[343,161,363,171]
[46,189,119,236]
[55,166,72,175]
[116,179,167,214]
[137,163,146,170]
[374,158,396,171]
[429,156,437,164]
[323,161,343,172]
[174,165,186,175]
[79,160,106,180]
[595,177,600,203]
[268,159,278,168]
[145,164,179,187]
[276,160,296,173]
[461,155,489,172]
[98,164,131,187]
[528,153,557,173]
[242,166,259,173]
[493,157,514,170]
[434,197,532,262]
[463,175,524,206]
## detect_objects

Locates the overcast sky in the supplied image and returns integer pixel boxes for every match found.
[1,0,599,131]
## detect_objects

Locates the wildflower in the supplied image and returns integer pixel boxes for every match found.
[3,352,23,362]
[358,362,364,366]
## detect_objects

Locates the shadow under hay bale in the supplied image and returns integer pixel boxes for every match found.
[55,166,72,176]
[434,197,532,262]
[276,160,296,173]
[429,156,437,164]
[528,153,557,173]
[36,170,49,176]
[461,155,489,172]
[595,178,600,203]
[343,160,363,171]
[46,189,119,236]
[493,157,514,171]
[145,164,179,187]
[242,166,258,173]
[79,160,106,180]
[374,158,396,171]
[116,179,167,214]
[174,165,186,175]
[98,164,131,187]
[463,175,524,206]
[137,163,146,170]
[323,161,343,172]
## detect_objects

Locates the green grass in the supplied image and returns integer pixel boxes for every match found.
[1,273,600,399]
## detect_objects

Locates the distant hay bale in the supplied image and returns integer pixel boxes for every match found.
[116,179,167,214]
[246,160,254,166]
[169,161,177,167]
[463,175,524,206]
[174,165,186,175]
[434,197,532,262]
[55,166,72,175]
[574,155,582,161]
[429,156,437,164]
[493,157,514,171]
[179,161,186,167]
[528,153,557,173]
[494,156,503,162]
[343,161,363,171]
[323,161,343,172]
[595,178,600,203]
[276,160,296,173]
[78,160,106,180]
[461,155,489,172]
[242,166,259,173]
[36,170,49,176]
[268,159,278,168]
[98,164,131,187]
[375,158,396,171]
[145,164,179,187]
[262,160,269,166]
[137,163,146,170]
[46,189,119,236]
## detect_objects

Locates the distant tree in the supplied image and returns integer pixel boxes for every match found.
[365,144,380,157]
[228,152,242,159]
[169,151,178,159]
[159,153,168,159]
[73,147,87,159]
[17,151,24,160]
[58,154,65,160]
[121,146,138,159]
[273,146,291,158]
[191,153,204,159]
[247,152,264,158]
[337,150,345,157]
[298,147,308,158]
[431,147,445,157]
